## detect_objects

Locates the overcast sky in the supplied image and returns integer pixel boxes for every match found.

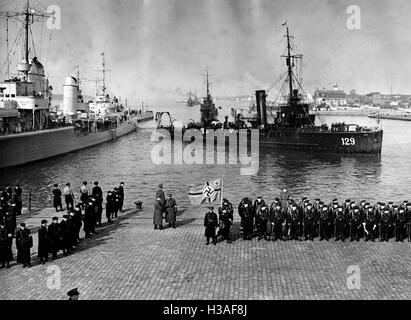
[1,0,410,103]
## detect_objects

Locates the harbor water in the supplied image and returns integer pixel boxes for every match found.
[0,101,410,212]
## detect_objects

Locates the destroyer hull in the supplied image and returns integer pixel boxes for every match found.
[176,128,383,154]
[0,121,136,169]
[257,129,383,154]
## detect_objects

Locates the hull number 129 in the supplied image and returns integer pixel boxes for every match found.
[341,137,356,145]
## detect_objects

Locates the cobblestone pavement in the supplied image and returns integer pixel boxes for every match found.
[0,207,410,300]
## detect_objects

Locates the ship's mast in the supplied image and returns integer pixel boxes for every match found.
[102,52,106,96]
[286,26,293,103]
[0,0,54,79]
[206,69,210,98]
[24,0,29,65]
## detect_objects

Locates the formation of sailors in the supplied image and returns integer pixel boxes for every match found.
[0,181,125,269]
[204,194,411,245]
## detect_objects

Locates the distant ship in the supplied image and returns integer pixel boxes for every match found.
[0,1,152,169]
[186,90,201,107]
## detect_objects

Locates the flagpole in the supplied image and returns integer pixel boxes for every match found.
[220,178,223,208]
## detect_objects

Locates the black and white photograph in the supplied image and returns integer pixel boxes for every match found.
[0,0,410,306]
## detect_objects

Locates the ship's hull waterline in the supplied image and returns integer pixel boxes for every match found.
[0,122,136,169]
[174,128,383,154]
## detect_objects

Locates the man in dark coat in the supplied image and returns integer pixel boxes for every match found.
[165,193,177,228]
[217,199,234,243]
[253,196,266,236]
[38,219,50,264]
[6,200,17,234]
[106,191,113,223]
[92,182,103,226]
[0,221,13,268]
[118,182,125,213]
[52,184,63,212]
[72,204,83,243]
[112,188,120,219]
[238,197,254,240]
[48,217,62,260]
[84,200,97,237]
[204,207,218,245]
[59,215,72,256]
[16,223,32,267]
[14,185,23,215]
[68,211,78,248]
[269,201,285,241]
[153,197,164,230]
[156,184,165,206]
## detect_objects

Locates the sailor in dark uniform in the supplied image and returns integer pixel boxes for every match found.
[379,207,391,242]
[106,191,113,223]
[38,219,50,264]
[67,288,80,300]
[0,221,12,268]
[270,201,285,241]
[303,202,315,240]
[52,184,63,212]
[16,223,32,267]
[256,203,270,241]
[118,182,125,213]
[112,188,120,219]
[387,201,395,239]
[84,200,96,237]
[14,185,23,215]
[349,205,362,241]
[238,197,254,240]
[395,206,407,242]
[72,205,83,243]
[165,193,177,229]
[204,207,218,245]
[253,196,265,235]
[406,201,411,242]
[363,206,377,242]
[319,205,330,241]
[335,205,346,241]
[217,205,233,243]
[48,217,61,260]
[92,182,103,226]
[60,215,72,256]
[287,203,300,240]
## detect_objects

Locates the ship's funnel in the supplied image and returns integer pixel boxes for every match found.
[63,76,78,115]
[255,90,267,126]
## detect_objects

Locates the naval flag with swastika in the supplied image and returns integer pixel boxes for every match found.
[187,178,223,205]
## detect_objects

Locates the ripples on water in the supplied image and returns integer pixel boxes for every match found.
[1,101,411,211]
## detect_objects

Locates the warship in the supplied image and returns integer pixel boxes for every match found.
[186,90,200,107]
[246,26,383,154]
[0,0,153,169]
[176,26,383,154]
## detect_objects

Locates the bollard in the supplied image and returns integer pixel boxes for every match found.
[135,201,142,210]
[28,190,32,214]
